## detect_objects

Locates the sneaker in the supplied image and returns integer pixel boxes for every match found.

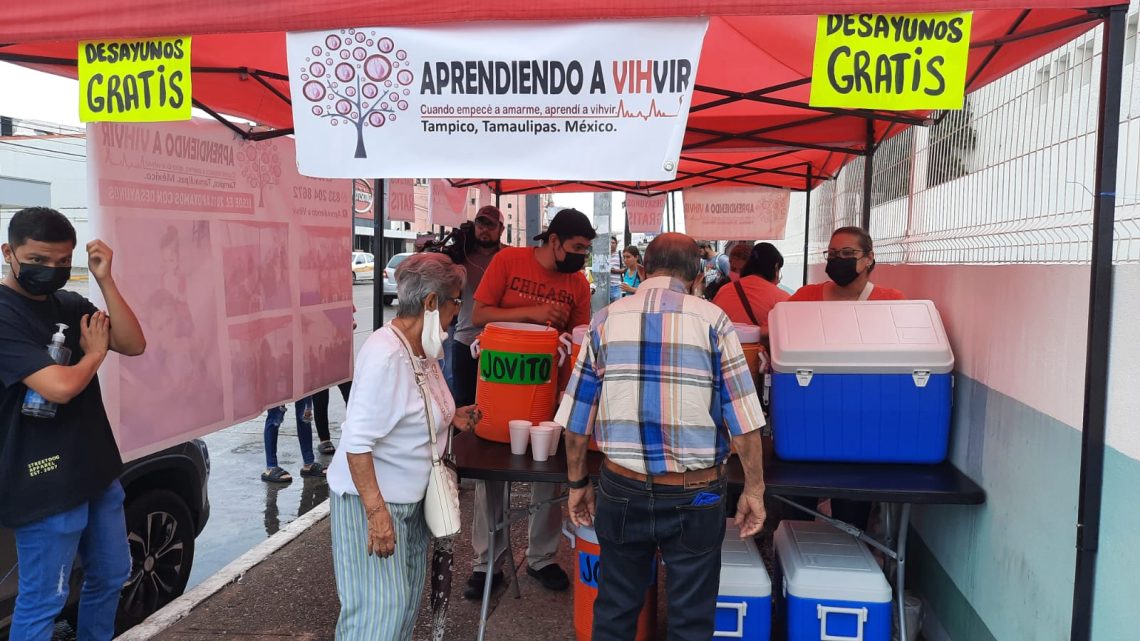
[463,571,504,600]
[527,564,570,591]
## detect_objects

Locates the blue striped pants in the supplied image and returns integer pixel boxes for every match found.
[330,492,428,641]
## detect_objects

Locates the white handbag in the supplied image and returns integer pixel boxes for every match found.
[392,325,462,538]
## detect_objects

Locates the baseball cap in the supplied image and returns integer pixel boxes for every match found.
[534,208,597,243]
[475,205,503,225]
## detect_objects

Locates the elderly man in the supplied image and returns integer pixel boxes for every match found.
[556,232,768,641]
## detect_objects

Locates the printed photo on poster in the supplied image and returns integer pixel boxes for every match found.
[229,315,295,419]
[220,221,292,317]
[301,307,354,392]
[300,225,352,306]
[114,218,225,441]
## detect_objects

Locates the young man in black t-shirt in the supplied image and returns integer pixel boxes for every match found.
[0,207,146,641]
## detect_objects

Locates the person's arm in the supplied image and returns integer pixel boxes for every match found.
[22,311,110,404]
[471,250,567,327]
[555,324,603,527]
[87,240,146,356]
[347,453,396,557]
[732,430,767,537]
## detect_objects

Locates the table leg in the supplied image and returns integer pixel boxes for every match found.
[477,493,496,641]
[895,504,912,641]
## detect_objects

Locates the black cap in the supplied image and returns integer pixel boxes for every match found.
[534,208,597,243]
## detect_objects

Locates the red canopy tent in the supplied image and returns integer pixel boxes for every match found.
[0,3,1110,193]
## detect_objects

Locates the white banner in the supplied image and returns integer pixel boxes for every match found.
[429,179,469,227]
[286,20,707,181]
[387,178,416,222]
[88,119,353,461]
[626,194,666,234]
[682,187,791,241]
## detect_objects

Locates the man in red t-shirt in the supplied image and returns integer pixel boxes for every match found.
[464,208,595,599]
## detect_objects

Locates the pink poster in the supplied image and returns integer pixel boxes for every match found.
[88,119,354,461]
[429,179,470,227]
[387,178,416,222]
[682,186,790,241]
[626,194,666,233]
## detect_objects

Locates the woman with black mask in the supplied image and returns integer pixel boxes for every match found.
[784,226,903,530]
[789,226,904,302]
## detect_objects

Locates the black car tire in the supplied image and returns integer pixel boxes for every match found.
[352,272,359,284]
[116,490,195,632]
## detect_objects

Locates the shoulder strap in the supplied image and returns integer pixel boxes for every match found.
[733,280,761,327]
[859,282,875,301]
[389,325,443,463]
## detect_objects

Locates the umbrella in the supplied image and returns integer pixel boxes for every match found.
[430,535,456,641]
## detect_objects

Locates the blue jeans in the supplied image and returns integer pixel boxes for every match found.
[265,398,315,468]
[592,467,727,641]
[11,480,131,641]
[609,284,622,302]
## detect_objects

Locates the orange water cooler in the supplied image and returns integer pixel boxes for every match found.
[565,523,656,641]
[473,322,563,443]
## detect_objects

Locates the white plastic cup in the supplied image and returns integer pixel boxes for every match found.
[508,420,532,456]
[529,426,556,462]
[539,421,562,456]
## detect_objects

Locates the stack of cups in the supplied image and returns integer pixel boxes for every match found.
[508,420,532,456]
[529,423,561,462]
[539,422,562,457]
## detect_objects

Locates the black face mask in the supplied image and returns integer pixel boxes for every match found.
[554,243,588,274]
[825,257,861,287]
[9,258,71,296]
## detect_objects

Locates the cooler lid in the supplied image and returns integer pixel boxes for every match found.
[572,324,589,345]
[486,321,558,334]
[719,520,771,598]
[733,323,761,344]
[774,520,892,603]
[768,300,954,374]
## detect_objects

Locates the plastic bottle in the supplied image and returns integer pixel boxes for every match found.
[22,323,72,419]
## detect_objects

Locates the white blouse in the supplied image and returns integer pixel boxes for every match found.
[327,326,455,505]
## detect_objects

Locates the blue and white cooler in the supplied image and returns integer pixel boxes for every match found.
[775,520,892,641]
[767,300,954,463]
[715,519,771,640]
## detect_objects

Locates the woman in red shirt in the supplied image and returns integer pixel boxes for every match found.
[790,226,904,302]
[786,226,903,530]
[713,242,790,333]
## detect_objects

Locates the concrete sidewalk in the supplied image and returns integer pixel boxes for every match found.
[149,481,580,641]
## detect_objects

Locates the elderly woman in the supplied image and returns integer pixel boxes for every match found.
[327,253,479,641]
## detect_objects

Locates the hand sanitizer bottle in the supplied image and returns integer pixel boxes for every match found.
[22,323,72,419]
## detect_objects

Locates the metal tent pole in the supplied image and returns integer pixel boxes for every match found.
[861,120,874,232]
[373,178,386,331]
[1071,6,1127,641]
[803,167,813,285]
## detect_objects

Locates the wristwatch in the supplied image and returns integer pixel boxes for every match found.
[567,475,590,490]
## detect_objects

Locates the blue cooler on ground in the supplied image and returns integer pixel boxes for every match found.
[715,519,771,640]
[775,520,892,641]
[767,300,954,463]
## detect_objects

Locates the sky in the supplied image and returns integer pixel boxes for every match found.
[0,62,664,234]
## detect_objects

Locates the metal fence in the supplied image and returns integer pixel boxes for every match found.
[807,3,1140,266]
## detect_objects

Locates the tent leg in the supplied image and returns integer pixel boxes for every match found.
[373,179,386,331]
[861,119,874,232]
[803,167,812,285]
[1070,5,1127,641]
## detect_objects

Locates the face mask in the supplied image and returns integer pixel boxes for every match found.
[825,257,861,287]
[11,260,70,296]
[554,242,587,274]
[422,306,446,360]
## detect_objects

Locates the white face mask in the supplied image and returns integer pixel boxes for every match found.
[422,306,447,360]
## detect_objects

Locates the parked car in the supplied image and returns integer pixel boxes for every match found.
[352,251,375,284]
[382,252,412,306]
[0,439,211,636]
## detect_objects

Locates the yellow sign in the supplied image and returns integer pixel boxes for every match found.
[810,13,972,111]
[79,37,192,122]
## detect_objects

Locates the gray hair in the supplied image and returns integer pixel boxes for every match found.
[645,233,702,282]
[395,253,467,318]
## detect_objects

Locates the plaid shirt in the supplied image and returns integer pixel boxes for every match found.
[554,277,765,475]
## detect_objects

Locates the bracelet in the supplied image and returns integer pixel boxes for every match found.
[567,475,590,490]
[365,504,387,519]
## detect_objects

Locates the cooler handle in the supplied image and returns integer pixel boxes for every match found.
[560,520,576,548]
[470,338,481,359]
[557,332,572,366]
[712,601,748,638]
[817,604,868,641]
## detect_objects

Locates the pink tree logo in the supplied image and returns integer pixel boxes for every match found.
[299,30,415,159]
[237,141,282,207]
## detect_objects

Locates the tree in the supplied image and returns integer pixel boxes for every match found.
[298,30,414,159]
[237,140,282,207]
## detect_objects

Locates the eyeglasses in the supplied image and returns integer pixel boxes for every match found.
[449,297,463,307]
[824,248,866,260]
[474,218,498,229]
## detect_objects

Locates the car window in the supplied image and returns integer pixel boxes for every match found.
[387,253,409,270]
